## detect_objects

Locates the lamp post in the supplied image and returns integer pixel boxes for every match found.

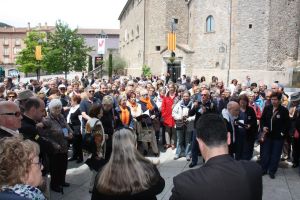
[35,38,43,81]
[98,30,108,79]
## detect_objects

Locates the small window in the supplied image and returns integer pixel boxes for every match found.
[206,15,215,32]
[4,48,9,56]
[15,38,21,46]
[136,25,139,36]
[249,24,252,29]
[155,46,161,51]
[3,57,9,64]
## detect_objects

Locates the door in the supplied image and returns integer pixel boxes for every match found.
[167,62,181,83]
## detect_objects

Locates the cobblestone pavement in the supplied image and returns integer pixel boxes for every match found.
[50,146,300,200]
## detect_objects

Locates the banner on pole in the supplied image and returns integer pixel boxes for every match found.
[97,39,106,54]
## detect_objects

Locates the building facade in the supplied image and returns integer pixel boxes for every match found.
[77,29,120,71]
[0,23,120,78]
[119,0,300,86]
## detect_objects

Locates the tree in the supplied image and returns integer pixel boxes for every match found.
[16,31,48,80]
[142,64,152,77]
[44,20,92,79]
[103,55,126,75]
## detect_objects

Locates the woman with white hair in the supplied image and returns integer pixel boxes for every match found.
[39,99,73,193]
[91,128,165,200]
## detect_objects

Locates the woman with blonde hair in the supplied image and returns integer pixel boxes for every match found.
[91,128,165,200]
[0,137,45,200]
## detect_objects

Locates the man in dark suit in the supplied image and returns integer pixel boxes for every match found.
[170,114,262,200]
[0,101,22,138]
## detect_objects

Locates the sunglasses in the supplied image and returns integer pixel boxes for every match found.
[201,94,208,96]
[8,96,16,98]
[89,90,95,93]
[0,111,21,117]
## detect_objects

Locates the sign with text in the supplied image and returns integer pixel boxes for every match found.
[97,39,106,54]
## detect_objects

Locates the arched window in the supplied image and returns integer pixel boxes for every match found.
[206,15,215,32]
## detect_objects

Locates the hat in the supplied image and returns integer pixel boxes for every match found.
[290,92,300,102]
[17,90,34,101]
[58,84,66,89]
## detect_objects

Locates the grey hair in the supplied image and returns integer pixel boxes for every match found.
[96,128,158,195]
[102,95,114,105]
[178,85,187,92]
[48,99,62,110]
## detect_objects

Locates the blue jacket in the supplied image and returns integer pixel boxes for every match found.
[0,191,29,200]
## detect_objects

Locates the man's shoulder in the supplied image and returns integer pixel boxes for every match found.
[174,168,203,185]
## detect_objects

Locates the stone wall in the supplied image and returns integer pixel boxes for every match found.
[267,0,300,71]
[230,0,269,70]
[188,0,231,70]
[119,0,145,77]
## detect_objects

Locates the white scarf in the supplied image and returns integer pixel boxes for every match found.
[67,104,80,124]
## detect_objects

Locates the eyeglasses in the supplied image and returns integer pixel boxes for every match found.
[201,94,208,96]
[89,90,95,93]
[0,111,21,117]
[31,160,43,169]
[8,96,16,98]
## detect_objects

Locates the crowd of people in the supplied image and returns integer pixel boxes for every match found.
[0,73,299,199]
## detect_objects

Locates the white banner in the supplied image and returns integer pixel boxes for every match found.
[97,38,106,54]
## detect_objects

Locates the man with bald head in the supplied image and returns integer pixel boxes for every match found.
[222,101,240,157]
[0,101,22,138]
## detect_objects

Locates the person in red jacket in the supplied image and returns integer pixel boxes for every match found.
[161,82,177,149]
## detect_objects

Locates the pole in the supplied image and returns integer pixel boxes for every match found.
[227,0,232,87]
[108,52,113,82]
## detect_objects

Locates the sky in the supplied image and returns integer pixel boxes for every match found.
[1,0,128,29]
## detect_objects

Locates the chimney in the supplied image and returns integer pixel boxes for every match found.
[45,22,48,29]
[12,27,15,32]
[27,22,31,30]
[38,23,41,29]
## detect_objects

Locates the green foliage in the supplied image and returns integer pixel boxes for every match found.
[43,20,92,78]
[142,64,151,77]
[104,55,126,75]
[16,31,48,75]
[88,56,93,72]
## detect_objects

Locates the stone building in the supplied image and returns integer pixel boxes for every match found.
[119,0,300,86]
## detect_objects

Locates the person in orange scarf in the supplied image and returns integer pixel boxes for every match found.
[115,95,134,129]
[127,92,143,136]
[138,89,159,157]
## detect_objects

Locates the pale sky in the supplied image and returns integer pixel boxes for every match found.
[1,0,128,29]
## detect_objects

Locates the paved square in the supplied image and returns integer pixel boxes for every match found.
[50,148,300,200]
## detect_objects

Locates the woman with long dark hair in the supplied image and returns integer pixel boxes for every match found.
[91,128,165,200]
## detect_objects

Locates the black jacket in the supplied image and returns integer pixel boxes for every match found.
[91,165,165,200]
[243,106,258,139]
[19,115,55,155]
[189,100,217,127]
[260,104,290,140]
[170,154,262,200]
[0,128,13,138]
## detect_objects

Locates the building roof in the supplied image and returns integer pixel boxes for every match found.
[0,26,55,33]
[0,27,27,33]
[77,28,120,35]
[118,0,132,20]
